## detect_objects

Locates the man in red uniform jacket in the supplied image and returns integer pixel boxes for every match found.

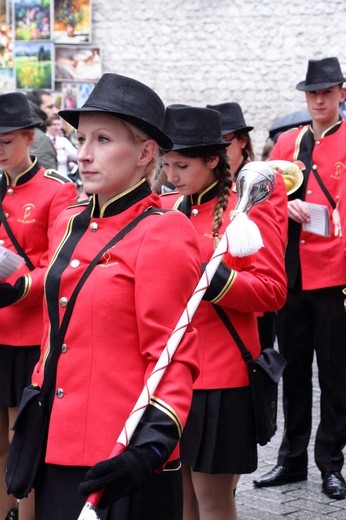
[254,57,346,500]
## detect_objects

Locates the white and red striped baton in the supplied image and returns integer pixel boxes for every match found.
[78,161,276,520]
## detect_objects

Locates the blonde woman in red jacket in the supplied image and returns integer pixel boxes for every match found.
[3,74,201,520]
[0,92,77,520]
[160,105,287,520]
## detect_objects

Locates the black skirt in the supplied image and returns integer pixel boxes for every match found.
[0,345,40,407]
[35,461,182,520]
[180,387,258,474]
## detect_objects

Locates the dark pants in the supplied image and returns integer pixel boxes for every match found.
[276,285,346,475]
[257,311,276,350]
[35,462,182,520]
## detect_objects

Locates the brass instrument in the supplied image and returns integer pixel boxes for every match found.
[268,160,304,195]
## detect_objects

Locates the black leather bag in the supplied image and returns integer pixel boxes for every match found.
[213,305,287,446]
[247,348,286,446]
[6,385,49,498]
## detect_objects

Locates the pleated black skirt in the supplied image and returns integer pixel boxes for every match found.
[180,387,258,474]
[0,345,40,407]
[35,461,182,520]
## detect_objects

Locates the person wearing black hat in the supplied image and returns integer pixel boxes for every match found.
[206,102,255,177]
[5,74,201,520]
[160,105,287,520]
[208,102,289,356]
[253,57,346,500]
[0,91,77,520]
[208,101,288,245]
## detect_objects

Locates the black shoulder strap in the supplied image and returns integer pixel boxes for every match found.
[310,166,336,209]
[0,201,35,271]
[212,304,254,366]
[295,127,336,209]
[41,207,158,396]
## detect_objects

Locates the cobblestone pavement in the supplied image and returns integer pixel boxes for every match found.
[236,357,346,519]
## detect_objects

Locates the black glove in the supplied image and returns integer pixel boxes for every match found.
[0,277,25,308]
[79,445,162,509]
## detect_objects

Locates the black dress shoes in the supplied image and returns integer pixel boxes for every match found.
[322,472,346,500]
[253,464,307,488]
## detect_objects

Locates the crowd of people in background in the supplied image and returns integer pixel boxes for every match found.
[0,55,345,520]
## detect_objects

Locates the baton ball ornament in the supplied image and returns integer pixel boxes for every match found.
[227,161,276,257]
[234,161,276,213]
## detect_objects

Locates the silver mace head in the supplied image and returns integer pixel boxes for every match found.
[234,161,276,214]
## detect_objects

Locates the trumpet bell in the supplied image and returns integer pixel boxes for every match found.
[268,160,304,195]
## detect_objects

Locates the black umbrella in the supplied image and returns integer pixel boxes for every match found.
[269,107,311,142]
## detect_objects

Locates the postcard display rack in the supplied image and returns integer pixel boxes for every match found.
[0,0,101,109]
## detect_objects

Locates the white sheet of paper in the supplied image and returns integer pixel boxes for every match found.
[302,202,330,237]
[0,246,25,281]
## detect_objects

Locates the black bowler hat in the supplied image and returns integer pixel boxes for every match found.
[59,73,172,150]
[162,105,229,152]
[296,57,346,91]
[0,92,43,135]
[206,102,254,134]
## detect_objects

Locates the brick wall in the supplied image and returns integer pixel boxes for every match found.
[90,0,345,156]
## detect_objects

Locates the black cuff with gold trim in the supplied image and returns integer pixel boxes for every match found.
[129,400,181,462]
[202,263,236,303]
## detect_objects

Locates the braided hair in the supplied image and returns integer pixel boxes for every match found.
[178,147,232,249]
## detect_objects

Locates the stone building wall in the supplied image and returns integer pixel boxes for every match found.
[91,0,345,156]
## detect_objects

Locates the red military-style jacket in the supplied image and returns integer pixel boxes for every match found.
[32,180,200,467]
[0,160,77,346]
[337,163,346,251]
[270,120,346,290]
[267,170,288,251]
[161,181,287,390]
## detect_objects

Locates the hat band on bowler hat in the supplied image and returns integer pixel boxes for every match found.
[168,130,229,151]
[296,78,345,91]
[221,125,254,135]
[0,119,42,135]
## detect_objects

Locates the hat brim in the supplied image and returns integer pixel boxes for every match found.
[0,119,42,135]
[221,125,254,134]
[170,141,229,152]
[296,79,346,91]
[59,107,172,151]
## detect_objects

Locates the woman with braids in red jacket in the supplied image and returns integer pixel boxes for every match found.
[160,105,287,520]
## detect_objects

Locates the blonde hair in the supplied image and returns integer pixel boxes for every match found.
[121,119,159,179]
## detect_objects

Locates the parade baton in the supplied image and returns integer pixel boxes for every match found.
[77,161,276,520]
